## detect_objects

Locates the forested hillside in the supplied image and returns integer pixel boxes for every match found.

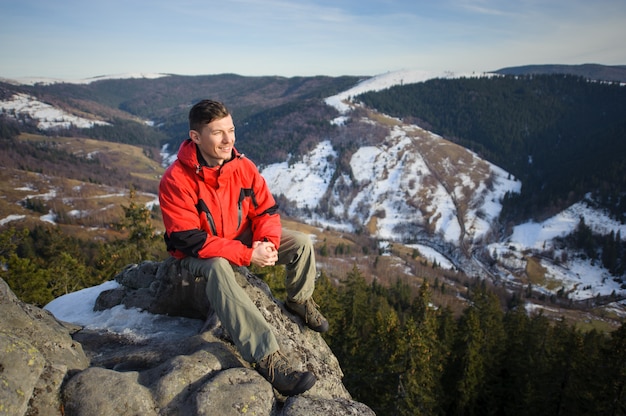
[494,63,626,83]
[2,67,626,415]
[6,70,626,216]
[356,74,626,223]
[2,74,361,165]
[312,267,626,416]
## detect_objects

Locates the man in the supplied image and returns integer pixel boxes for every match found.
[158,99,328,396]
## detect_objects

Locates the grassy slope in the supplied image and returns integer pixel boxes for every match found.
[1,133,165,238]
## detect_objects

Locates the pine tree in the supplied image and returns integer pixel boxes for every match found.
[361,296,404,415]
[523,312,557,416]
[602,231,618,274]
[603,323,626,416]
[3,254,53,306]
[499,308,533,415]
[570,329,610,415]
[472,285,506,414]
[0,226,53,305]
[547,320,586,416]
[117,186,158,261]
[335,264,371,398]
[443,282,505,415]
[97,187,162,280]
[445,307,485,415]
[0,226,28,260]
[49,251,89,297]
[313,270,343,343]
[396,282,444,416]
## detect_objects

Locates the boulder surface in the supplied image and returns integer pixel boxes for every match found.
[0,257,375,416]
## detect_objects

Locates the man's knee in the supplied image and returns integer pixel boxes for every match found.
[294,231,313,248]
[280,230,315,270]
[202,258,234,281]
[182,256,232,281]
[283,230,313,251]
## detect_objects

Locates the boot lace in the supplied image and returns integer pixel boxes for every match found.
[263,351,292,382]
[303,298,323,325]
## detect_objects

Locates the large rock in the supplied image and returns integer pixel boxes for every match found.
[0,258,375,416]
[0,278,89,416]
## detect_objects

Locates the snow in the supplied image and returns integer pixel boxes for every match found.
[407,244,455,269]
[21,187,57,201]
[0,93,110,130]
[0,214,26,226]
[0,73,166,130]
[40,211,57,224]
[160,143,179,168]
[466,163,522,243]
[0,182,158,228]
[325,69,482,114]
[1,72,168,86]
[262,140,336,210]
[267,69,624,303]
[489,199,626,300]
[0,68,622,311]
[263,121,520,246]
[345,127,464,241]
[44,280,203,341]
[510,199,626,249]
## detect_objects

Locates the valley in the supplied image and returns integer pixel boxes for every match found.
[1,67,625,333]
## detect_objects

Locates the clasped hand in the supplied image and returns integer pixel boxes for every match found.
[250,240,278,267]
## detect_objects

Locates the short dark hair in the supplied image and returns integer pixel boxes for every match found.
[189,100,230,132]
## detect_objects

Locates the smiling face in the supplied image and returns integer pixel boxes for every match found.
[189,114,236,167]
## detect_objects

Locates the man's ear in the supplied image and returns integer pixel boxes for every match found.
[189,130,200,143]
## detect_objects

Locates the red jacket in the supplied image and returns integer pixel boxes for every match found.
[158,139,281,266]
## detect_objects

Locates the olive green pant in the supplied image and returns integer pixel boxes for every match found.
[180,229,316,363]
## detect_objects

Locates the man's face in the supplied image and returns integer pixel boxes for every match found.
[190,115,236,167]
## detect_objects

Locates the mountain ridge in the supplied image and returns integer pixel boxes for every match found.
[493,63,626,83]
[1,64,624,326]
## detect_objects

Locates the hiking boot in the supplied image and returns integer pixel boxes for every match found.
[285,298,329,333]
[256,351,316,396]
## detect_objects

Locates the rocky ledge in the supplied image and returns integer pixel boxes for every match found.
[0,257,374,415]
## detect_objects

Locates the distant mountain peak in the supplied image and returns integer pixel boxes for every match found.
[492,63,626,83]
[0,72,170,86]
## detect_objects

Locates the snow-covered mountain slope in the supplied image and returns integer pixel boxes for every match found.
[1,68,623,307]
[0,93,111,130]
[265,69,518,247]
[324,68,484,113]
[262,119,521,249]
[0,73,168,130]
[261,69,626,306]
[0,72,168,86]
[490,199,626,301]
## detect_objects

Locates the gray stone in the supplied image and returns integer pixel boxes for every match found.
[0,277,89,416]
[62,367,158,416]
[283,396,376,415]
[0,332,45,416]
[0,258,375,415]
[193,368,276,416]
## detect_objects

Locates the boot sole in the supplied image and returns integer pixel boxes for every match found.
[276,371,316,396]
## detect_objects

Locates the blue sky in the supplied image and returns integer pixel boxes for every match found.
[1,0,625,80]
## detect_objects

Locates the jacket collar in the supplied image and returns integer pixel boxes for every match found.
[176,139,242,174]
